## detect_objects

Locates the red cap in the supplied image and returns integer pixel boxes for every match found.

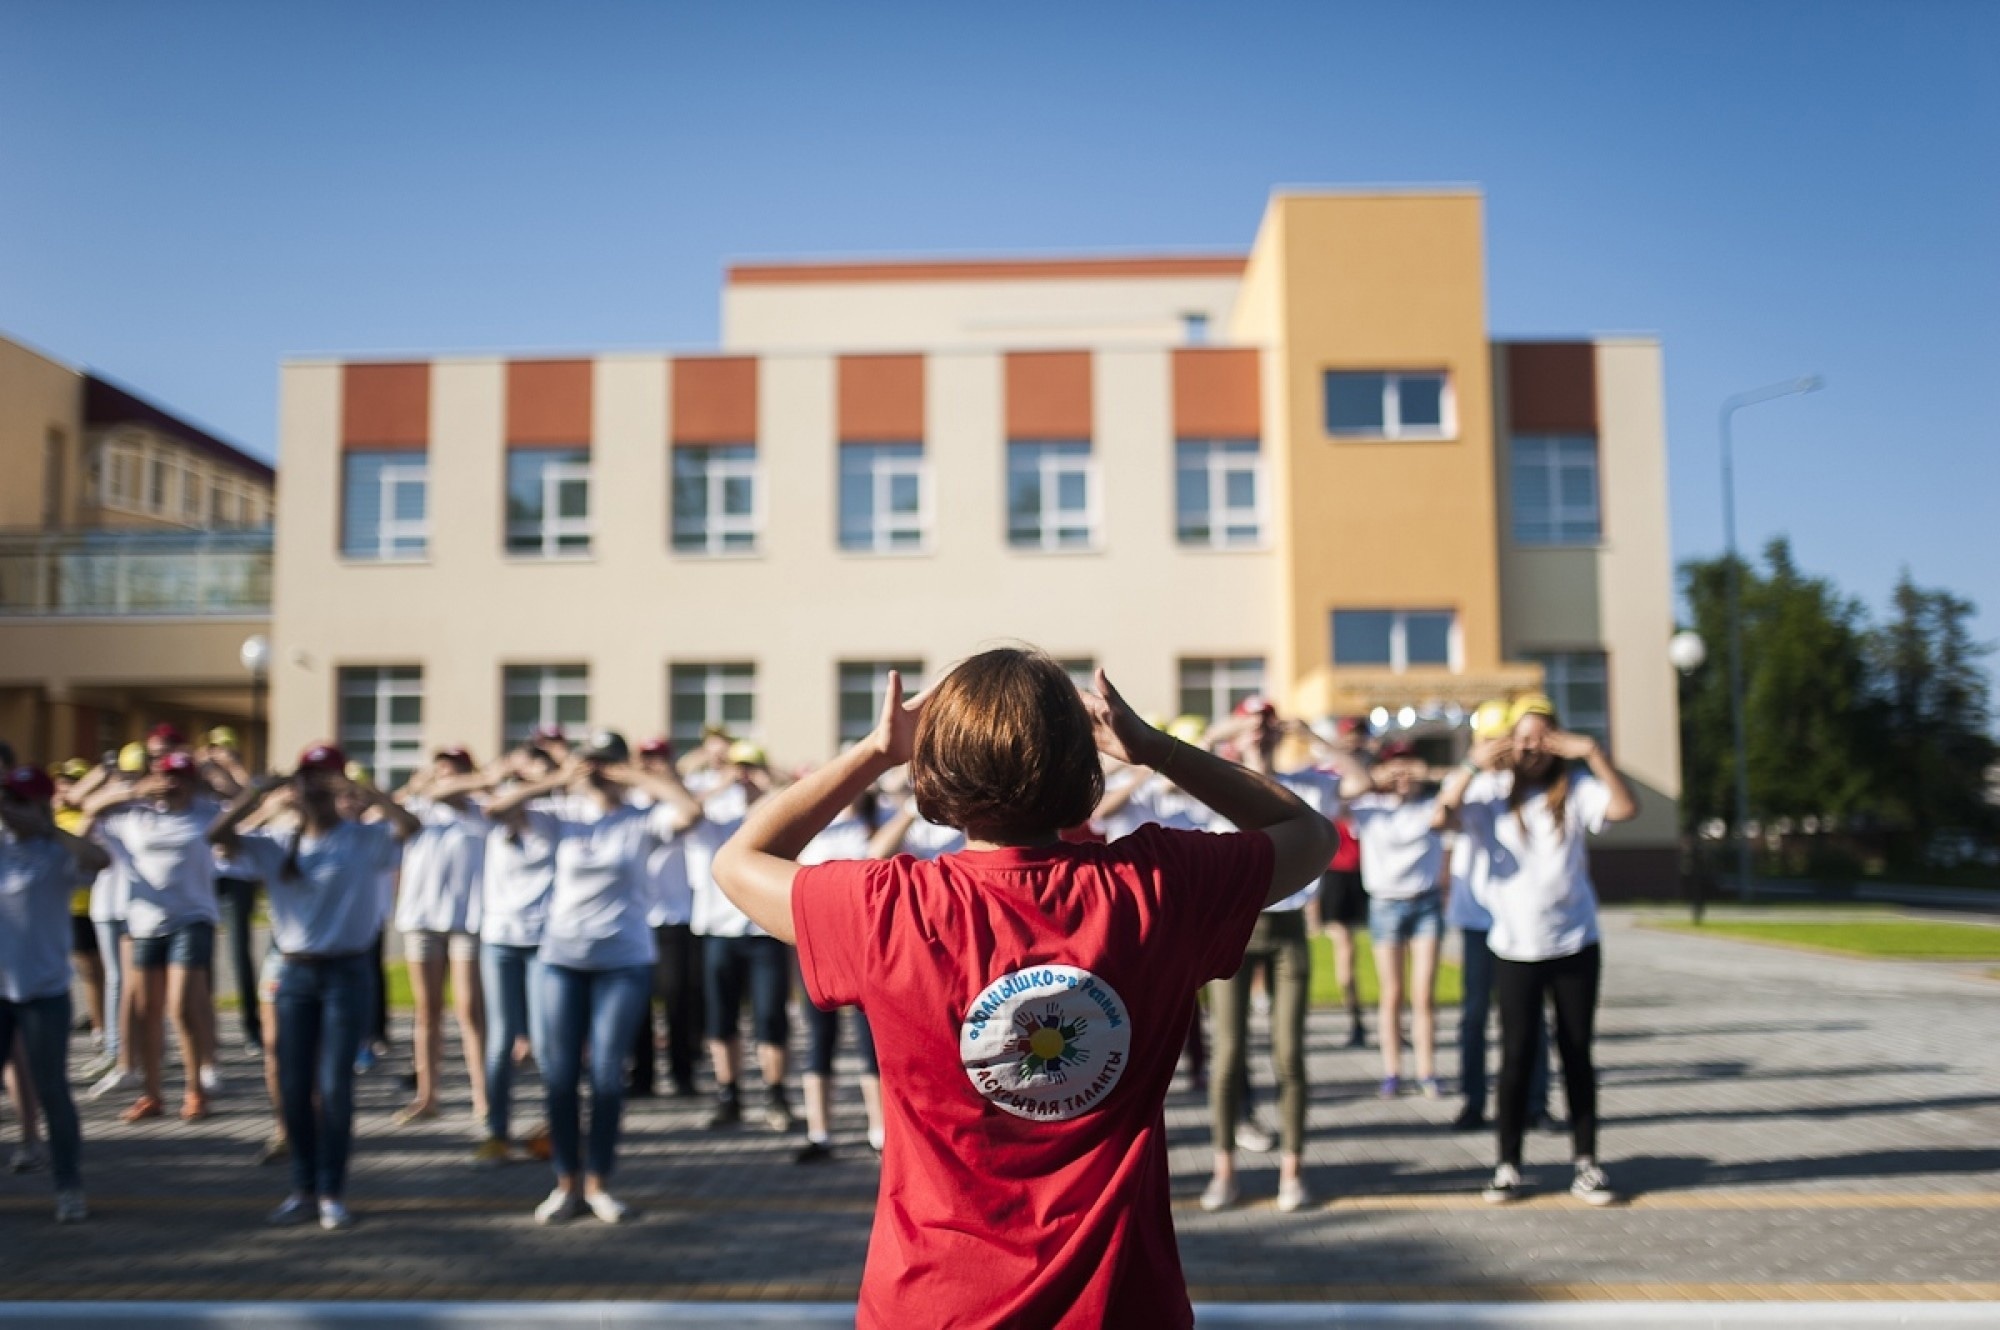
[1233,695,1279,720]
[531,724,566,742]
[296,743,347,772]
[638,737,673,759]
[148,723,187,746]
[2,766,56,804]
[1377,740,1419,764]
[153,751,198,776]
[1335,716,1364,736]
[435,746,474,771]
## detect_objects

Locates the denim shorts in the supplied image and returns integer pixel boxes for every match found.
[403,930,480,964]
[1367,889,1444,945]
[129,920,216,970]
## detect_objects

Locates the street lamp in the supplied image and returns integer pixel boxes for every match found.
[1670,630,1708,922]
[240,634,270,774]
[1721,376,1822,902]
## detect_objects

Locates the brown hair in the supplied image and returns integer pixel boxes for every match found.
[1508,708,1571,840]
[910,648,1104,843]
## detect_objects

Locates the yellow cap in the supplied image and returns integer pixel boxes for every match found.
[1506,693,1558,728]
[1166,715,1208,746]
[117,742,148,773]
[1469,700,1513,740]
[206,726,239,748]
[344,762,373,785]
[727,740,768,768]
[1140,712,1168,732]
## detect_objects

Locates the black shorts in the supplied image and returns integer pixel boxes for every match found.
[71,915,98,955]
[1318,869,1368,927]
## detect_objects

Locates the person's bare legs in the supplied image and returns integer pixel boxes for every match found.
[1374,940,1406,1082]
[406,950,447,1115]
[1410,934,1441,1082]
[858,1073,884,1148]
[756,1041,787,1089]
[167,964,213,1110]
[74,945,106,1042]
[801,1072,832,1140]
[449,951,489,1121]
[133,965,169,1104]
[707,1037,740,1092]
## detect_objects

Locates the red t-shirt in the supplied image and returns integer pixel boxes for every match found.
[1330,817,1360,872]
[792,822,1275,1330]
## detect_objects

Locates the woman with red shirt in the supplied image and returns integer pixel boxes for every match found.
[713,647,1336,1329]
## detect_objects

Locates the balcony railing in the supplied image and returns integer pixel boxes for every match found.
[0,527,272,617]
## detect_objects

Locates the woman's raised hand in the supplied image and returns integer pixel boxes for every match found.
[1542,729,1600,761]
[868,669,928,768]
[1082,669,1169,768]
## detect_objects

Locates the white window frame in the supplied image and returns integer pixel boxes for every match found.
[338,667,424,790]
[376,461,430,559]
[1527,649,1611,745]
[669,663,758,748]
[1332,609,1464,672]
[1510,434,1602,546]
[1175,439,1266,548]
[840,444,930,554]
[837,660,923,748]
[507,454,592,558]
[1177,657,1266,724]
[180,462,206,523]
[1007,441,1100,552]
[674,445,761,556]
[502,665,590,749]
[1325,370,1456,441]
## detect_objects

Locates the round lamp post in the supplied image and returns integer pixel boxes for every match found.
[1671,630,1708,922]
[240,634,270,774]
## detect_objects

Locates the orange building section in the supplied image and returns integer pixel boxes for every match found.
[672,357,759,445]
[729,255,1245,285]
[506,360,592,449]
[1507,342,1598,433]
[341,363,429,451]
[838,355,925,442]
[1005,352,1093,441]
[1172,348,1261,439]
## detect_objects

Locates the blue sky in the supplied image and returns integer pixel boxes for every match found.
[3,1,1995,655]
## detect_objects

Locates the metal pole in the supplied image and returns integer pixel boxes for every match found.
[250,671,266,775]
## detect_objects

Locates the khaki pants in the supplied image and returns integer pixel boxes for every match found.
[1207,909,1311,1156]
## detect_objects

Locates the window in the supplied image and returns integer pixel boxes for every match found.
[1176,439,1264,547]
[338,667,424,790]
[146,454,170,513]
[1527,650,1610,746]
[1007,441,1097,550]
[1512,434,1602,545]
[502,665,589,749]
[838,660,922,747]
[1057,658,1097,693]
[839,443,927,552]
[1332,610,1459,671]
[1323,371,1453,440]
[1178,657,1265,724]
[673,445,758,554]
[342,452,429,559]
[180,465,205,523]
[669,663,757,750]
[209,482,227,527]
[1182,312,1210,345]
[506,448,591,556]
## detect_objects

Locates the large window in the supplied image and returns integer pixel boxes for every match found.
[1527,650,1610,746]
[1323,371,1453,440]
[1178,657,1265,724]
[669,663,757,750]
[342,452,429,559]
[502,665,589,749]
[1512,434,1601,546]
[505,448,591,556]
[1176,439,1264,547]
[1007,441,1097,550]
[338,667,424,790]
[838,660,922,747]
[673,445,758,554]
[839,443,927,552]
[1332,610,1459,671]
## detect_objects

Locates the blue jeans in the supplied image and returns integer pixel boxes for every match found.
[480,943,544,1142]
[275,953,370,1199]
[94,920,126,1061]
[703,934,792,1048]
[1458,928,1549,1117]
[539,962,651,1181]
[0,993,82,1190]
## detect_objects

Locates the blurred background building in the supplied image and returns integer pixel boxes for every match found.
[272,188,1680,891]
[0,332,275,763]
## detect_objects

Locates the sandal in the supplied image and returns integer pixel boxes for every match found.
[390,1103,439,1127]
[121,1095,164,1123]
[180,1094,211,1121]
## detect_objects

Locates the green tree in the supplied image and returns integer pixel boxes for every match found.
[1868,572,1999,853]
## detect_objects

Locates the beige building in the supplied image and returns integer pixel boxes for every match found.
[273,189,1681,893]
[0,333,276,763]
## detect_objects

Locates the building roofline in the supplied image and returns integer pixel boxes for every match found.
[83,375,275,482]
[726,253,1246,285]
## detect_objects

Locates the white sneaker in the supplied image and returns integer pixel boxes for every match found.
[88,1068,137,1101]
[1571,1160,1618,1207]
[266,1193,316,1226]
[199,1065,226,1096]
[318,1198,354,1231]
[1482,1163,1525,1205]
[54,1189,88,1224]
[1275,1176,1313,1213]
[584,1190,629,1224]
[1233,1120,1276,1154]
[1198,1175,1239,1212]
[534,1188,584,1225]
[80,1052,115,1078]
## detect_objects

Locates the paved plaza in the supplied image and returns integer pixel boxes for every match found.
[2,910,1995,1313]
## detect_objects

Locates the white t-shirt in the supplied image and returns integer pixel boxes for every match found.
[393,798,489,935]
[1101,773,1211,840]
[1209,767,1341,914]
[1444,772,1500,931]
[539,800,676,971]
[481,810,558,948]
[1462,771,1612,962]
[0,830,81,1002]
[235,821,400,957]
[1348,792,1443,901]
[627,793,693,929]
[96,801,222,939]
[898,806,966,861]
[799,811,874,867]
[687,783,756,938]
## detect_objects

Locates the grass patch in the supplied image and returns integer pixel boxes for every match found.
[1306,935,1462,1008]
[1650,919,2000,961]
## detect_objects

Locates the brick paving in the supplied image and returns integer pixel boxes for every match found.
[2,910,1996,1304]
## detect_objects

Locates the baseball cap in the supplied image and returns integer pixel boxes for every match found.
[3,766,56,804]
[148,723,187,747]
[153,751,197,776]
[578,731,630,764]
[1233,695,1279,720]
[1377,740,1420,765]
[1166,715,1208,746]
[531,724,567,743]
[206,726,239,749]
[117,743,149,773]
[51,758,91,781]
[727,740,768,768]
[434,745,474,770]
[1470,699,1512,740]
[638,736,673,759]
[1506,694,1558,728]
[296,743,348,772]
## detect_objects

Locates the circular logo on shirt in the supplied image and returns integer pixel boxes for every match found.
[959,965,1132,1121]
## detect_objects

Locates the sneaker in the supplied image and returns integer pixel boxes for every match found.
[54,1189,88,1224]
[318,1198,354,1231]
[88,1068,137,1101]
[120,1095,164,1124]
[521,1124,553,1161]
[762,1087,796,1134]
[1251,991,1272,1017]
[584,1190,629,1224]
[1378,1076,1401,1099]
[198,1065,226,1096]
[793,1138,835,1165]
[266,1193,317,1226]
[353,1045,377,1074]
[1233,1120,1276,1154]
[472,1137,511,1168]
[1275,1176,1313,1213]
[1198,1175,1239,1212]
[668,1078,699,1100]
[534,1188,584,1225]
[256,1132,290,1166]
[1449,1105,1486,1132]
[1571,1161,1619,1207]
[706,1095,742,1130]
[1418,1077,1442,1101]
[7,1143,49,1174]
[1481,1163,1525,1205]
[867,1127,886,1156]
[1344,1024,1368,1050]
[80,1052,116,1079]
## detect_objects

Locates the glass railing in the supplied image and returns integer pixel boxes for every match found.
[0,527,272,617]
